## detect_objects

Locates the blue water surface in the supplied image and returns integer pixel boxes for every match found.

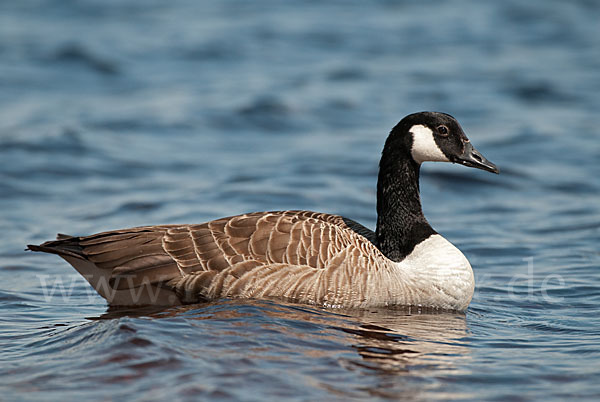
[1,0,599,400]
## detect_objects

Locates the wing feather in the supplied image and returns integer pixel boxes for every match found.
[29,210,382,305]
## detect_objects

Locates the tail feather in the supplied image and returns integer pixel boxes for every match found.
[27,230,183,305]
[27,238,86,260]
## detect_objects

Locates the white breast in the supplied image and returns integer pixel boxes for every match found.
[392,234,474,310]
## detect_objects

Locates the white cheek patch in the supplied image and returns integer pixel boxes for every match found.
[410,125,450,164]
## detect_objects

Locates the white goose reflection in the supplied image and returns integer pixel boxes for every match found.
[331,307,470,376]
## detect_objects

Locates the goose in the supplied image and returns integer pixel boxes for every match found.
[28,112,498,310]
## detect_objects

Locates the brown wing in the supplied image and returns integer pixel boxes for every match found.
[164,211,374,270]
[28,210,380,304]
[165,211,383,303]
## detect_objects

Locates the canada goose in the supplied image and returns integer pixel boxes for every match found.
[28,112,498,310]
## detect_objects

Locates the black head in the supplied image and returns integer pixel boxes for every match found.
[387,111,499,174]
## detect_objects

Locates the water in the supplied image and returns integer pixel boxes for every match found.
[1,0,599,400]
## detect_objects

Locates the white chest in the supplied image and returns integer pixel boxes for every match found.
[391,234,475,310]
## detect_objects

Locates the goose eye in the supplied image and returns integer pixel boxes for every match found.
[437,125,449,136]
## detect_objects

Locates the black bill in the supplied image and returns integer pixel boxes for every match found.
[456,142,499,174]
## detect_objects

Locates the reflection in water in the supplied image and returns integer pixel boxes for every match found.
[335,308,470,376]
[92,300,471,399]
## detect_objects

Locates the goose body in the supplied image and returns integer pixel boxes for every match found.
[28,112,498,311]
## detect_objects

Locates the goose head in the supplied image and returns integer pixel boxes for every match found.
[389,112,499,174]
[376,112,499,262]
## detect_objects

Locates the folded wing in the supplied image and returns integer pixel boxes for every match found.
[28,210,380,305]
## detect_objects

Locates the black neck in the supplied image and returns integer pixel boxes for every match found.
[375,152,436,262]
